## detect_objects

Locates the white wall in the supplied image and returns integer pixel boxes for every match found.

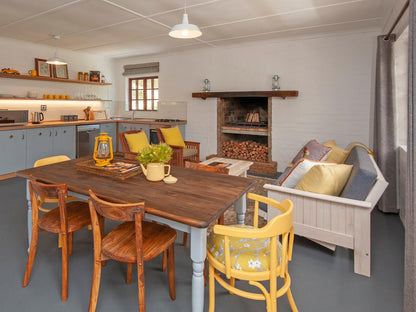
[113,30,378,170]
[0,37,114,121]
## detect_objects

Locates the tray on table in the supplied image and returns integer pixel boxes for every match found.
[76,157,141,180]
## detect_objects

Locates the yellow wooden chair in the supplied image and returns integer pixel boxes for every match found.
[207,193,298,312]
[34,155,80,247]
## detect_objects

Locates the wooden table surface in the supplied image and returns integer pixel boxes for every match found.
[16,157,256,229]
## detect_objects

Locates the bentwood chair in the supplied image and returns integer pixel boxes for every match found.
[156,126,200,167]
[182,161,229,246]
[207,193,298,312]
[23,176,91,301]
[87,190,176,312]
[119,130,149,160]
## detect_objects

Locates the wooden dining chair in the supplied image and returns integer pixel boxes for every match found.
[87,189,176,312]
[23,176,91,301]
[207,193,298,312]
[156,126,200,167]
[182,161,229,246]
[34,155,80,248]
[119,130,149,160]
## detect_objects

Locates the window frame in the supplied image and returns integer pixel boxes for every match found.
[128,76,159,111]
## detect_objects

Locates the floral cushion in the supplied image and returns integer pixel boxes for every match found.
[207,224,282,272]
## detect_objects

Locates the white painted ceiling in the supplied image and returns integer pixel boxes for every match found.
[0,0,405,59]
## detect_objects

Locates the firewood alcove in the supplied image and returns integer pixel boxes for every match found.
[192,91,299,176]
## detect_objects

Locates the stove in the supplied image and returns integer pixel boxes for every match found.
[155,119,181,122]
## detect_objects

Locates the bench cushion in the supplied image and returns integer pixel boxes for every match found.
[340,146,378,200]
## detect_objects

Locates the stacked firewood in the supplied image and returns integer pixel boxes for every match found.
[222,140,268,162]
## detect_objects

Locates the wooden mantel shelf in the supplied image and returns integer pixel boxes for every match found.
[192,90,298,99]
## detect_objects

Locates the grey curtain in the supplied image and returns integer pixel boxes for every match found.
[374,34,399,213]
[404,1,416,311]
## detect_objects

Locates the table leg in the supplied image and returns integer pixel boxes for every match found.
[190,226,207,312]
[26,180,32,253]
[235,193,247,225]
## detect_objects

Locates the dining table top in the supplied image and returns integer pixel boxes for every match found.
[16,157,256,229]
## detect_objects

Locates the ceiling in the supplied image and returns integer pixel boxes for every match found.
[0,0,404,59]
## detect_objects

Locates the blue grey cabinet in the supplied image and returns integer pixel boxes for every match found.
[26,128,53,168]
[52,126,75,158]
[100,123,116,152]
[0,129,26,174]
[26,126,75,168]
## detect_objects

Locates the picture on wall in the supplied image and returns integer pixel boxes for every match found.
[53,64,68,79]
[35,58,51,77]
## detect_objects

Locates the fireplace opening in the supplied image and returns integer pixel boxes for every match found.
[216,95,277,176]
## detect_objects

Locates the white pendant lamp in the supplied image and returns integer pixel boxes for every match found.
[46,35,67,65]
[46,52,67,65]
[169,1,201,39]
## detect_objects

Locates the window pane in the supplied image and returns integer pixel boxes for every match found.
[154,101,158,110]
[154,90,159,99]
[132,100,137,110]
[138,79,144,89]
[153,78,158,89]
[147,90,152,99]
[131,90,137,100]
[131,80,137,89]
[147,79,152,89]
[138,90,144,99]
[138,100,144,110]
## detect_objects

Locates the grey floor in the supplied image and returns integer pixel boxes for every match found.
[0,177,404,312]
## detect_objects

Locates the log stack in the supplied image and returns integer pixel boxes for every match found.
[222,140,268,162]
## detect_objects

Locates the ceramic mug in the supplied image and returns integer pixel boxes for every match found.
[28,70,37,76]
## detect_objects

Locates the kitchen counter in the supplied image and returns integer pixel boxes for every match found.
[0,118,187,131]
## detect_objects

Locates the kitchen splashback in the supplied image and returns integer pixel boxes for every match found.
[0,100,107,121]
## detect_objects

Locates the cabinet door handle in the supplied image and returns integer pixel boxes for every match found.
[9,134,13,139]
[55,130,58,136]
[22,133,24,140]
[39,132,43,136]
[63,130,66,134]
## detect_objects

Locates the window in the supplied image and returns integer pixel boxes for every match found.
[129,76,159,111]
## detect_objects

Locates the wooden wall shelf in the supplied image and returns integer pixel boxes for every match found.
[192,90,298,99]
[0,97,111,102]
[0,73,111,85]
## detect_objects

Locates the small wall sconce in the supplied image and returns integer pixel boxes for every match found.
[94,132,113,166]
[272,75,280,91]
[202,79,210,92]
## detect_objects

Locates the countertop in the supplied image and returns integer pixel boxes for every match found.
[0,118,187,131]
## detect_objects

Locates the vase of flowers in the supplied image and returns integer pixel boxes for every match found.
[137,143,172,181]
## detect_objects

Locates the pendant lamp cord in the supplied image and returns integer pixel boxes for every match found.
[384,0,409,41]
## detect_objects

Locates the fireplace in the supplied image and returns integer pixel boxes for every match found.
[192,91,299,176]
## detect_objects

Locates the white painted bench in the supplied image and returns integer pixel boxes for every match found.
[264,154,388,277]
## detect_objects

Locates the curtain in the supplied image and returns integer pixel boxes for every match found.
[404,1,416,310]
[374,34,399,213]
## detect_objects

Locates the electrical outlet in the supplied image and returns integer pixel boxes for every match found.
[40,105,47,112]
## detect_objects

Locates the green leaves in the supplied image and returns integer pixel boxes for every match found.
[137,143,172,165]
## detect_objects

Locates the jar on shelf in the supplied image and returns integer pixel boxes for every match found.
[78,72,84,81]
[202,79,210,92]
[84,72,89,81]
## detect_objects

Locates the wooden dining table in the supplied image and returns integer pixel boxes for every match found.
[16,157,256,312]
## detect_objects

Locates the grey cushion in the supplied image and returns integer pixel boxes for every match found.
[340,146,378,201]
[291,139,332,165]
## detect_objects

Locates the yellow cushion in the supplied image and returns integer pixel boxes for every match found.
[207,224,282,272]
[124,132,149,153]
[295,164,353,196]
[323,140,349,163]
[160,126,186,148]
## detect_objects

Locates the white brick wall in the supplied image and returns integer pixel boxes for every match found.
[113,31,378,170]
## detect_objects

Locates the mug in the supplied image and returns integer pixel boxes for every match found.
[28,70,37,76]
[47,95,53,99]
